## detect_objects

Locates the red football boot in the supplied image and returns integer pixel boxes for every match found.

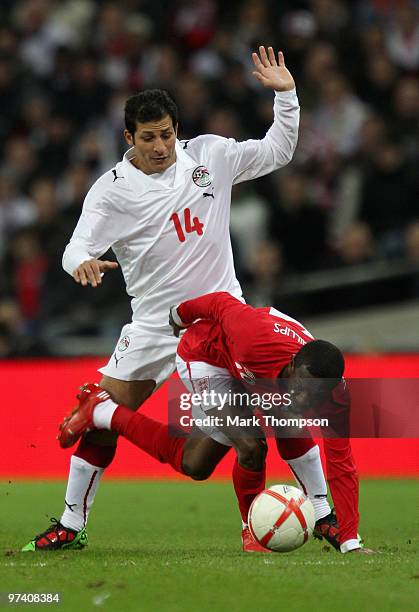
[242,526,272,553]
[22,518,88,552]
[58,383,111,449]
[313,509,341,551]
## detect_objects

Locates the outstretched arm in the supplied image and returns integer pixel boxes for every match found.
[323,436,360,551]
[321,385,374,553]
[170,292,250,336]
[222,46,299,184]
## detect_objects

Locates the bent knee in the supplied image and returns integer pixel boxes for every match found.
[99,377,155,410]
[181,460,214,481]
[236,438,267,471]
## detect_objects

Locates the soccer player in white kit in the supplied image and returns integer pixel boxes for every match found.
[23,47,300,551]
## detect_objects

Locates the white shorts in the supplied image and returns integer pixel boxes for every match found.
[99,322,179,386]
[176,355,236,447]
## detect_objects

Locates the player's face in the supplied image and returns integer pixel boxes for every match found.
[124,115,178,175]
[286,365,332,412]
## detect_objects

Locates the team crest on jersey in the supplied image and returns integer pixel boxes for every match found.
[192,166,212,188]
[117,335,130,352]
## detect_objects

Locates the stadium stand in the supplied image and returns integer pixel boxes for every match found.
[0,0,418,357]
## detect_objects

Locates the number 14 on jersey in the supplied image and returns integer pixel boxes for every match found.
[170,208,204,243]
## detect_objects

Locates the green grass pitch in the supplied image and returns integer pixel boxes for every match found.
[0,479,418,611]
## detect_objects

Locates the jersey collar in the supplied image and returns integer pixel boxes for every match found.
[122,141,196,196]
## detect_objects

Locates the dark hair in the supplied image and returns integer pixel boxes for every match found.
[124,89,178,135]
[294,340,344,379]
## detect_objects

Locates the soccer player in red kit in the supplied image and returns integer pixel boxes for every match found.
[59,292,374,554]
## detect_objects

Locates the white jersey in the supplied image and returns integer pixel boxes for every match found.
[63,89,299,328]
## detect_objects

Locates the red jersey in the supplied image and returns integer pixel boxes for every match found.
[177,292,359,545]
[177,291,315,380]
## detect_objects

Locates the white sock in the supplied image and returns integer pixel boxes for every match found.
[60,455,105,531]
[286,445,331,521]
[92,398,118,430]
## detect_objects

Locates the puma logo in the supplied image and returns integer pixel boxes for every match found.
[112,169,124,182]
[114,354,125,368]
[203,189,214,199]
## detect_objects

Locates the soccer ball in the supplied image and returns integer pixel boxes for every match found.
[248,484,315,552]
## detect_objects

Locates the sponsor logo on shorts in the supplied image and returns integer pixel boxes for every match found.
[117,335,130,352]
[192,166,212,188]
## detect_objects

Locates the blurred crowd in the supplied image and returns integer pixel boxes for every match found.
[0,0,418,356]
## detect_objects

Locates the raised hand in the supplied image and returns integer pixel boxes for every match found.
[74,259,119,287]
[252,46,295,92]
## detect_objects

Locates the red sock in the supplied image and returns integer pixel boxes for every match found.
[74,437,117,468]
[232,459,266,524]
[275,437,316,460]
[111,407,186,474]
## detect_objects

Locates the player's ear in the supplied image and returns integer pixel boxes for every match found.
[174,122,178,137]
[124,129,134,146]
[289,356,296,375]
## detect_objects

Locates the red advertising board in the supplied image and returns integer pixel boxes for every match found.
[1,355,418,479]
